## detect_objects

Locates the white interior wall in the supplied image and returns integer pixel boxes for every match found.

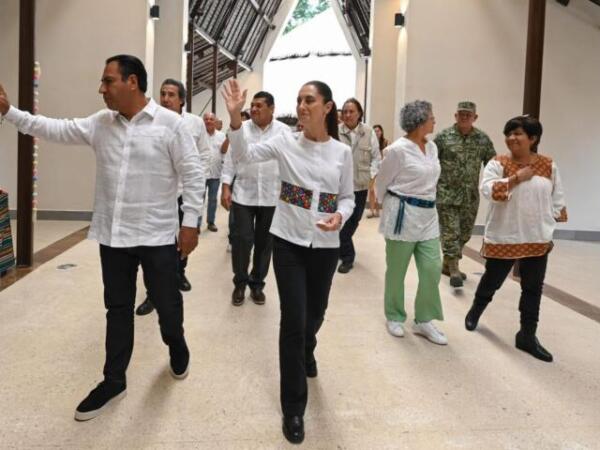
[152,0,187,98]
[368,0,600,232]
[0,0,154,212]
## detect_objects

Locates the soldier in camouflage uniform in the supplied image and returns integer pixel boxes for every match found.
[435,101,496,287]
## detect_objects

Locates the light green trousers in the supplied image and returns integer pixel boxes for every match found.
[384,238,444,323]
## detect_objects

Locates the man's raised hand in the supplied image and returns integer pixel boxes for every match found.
[221,79,246,130]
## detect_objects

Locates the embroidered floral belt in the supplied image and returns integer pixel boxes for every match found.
[280,181,338,213]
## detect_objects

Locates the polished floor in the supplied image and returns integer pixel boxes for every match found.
[0,212,599,449]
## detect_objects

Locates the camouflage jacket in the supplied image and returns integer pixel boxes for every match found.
[435,125,496,206]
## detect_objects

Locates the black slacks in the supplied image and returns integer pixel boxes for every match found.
[339,189,368,264]
[100,244,185,384]
[273,236,339,417]
[231,201,275,290]
[473,254,548,326]
[177,195,187,275]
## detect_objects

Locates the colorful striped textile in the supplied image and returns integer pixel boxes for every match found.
[0,191,15,276]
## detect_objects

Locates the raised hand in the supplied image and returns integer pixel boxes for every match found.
[0,83,11,116]
[221,79,247,130]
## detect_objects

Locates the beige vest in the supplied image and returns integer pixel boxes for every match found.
[339,122,374,191]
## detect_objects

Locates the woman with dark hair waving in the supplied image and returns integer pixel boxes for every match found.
[222,79,354,444]
[465,115,567,362]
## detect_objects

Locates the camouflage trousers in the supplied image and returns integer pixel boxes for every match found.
[437,203,479,259]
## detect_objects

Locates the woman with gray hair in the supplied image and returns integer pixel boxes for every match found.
[375,100,447,345]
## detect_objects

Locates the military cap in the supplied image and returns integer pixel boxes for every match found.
[457,101,476,113]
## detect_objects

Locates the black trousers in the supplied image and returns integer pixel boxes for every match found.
[273,236,339,417]
[100,244,185,384]
[231,201,275,290]
[339,189,368,264]
[473,254,548,326]
[177,195,187,275]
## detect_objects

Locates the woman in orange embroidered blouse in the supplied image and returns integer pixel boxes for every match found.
[465,115,567,363]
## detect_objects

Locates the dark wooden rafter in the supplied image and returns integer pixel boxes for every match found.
[338,0,371,56]
[188,0,283,96]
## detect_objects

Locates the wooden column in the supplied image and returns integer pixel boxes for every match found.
[514,0,546,279]
[523,0,546,118]
[16,0,35,267]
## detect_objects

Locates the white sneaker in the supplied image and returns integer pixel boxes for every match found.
[226,244,232,253]
[386,320,404,337]
[412,321,448,345]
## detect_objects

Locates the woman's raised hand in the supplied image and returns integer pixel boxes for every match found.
[222,79,247,129]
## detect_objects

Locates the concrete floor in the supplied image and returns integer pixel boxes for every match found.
[0,212,599,449]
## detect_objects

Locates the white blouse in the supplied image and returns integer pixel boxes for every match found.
[376,137,441,242]
[227,128,355,248]
[480,154,567,259]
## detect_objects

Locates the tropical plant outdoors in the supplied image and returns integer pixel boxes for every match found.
[283,0,330,34]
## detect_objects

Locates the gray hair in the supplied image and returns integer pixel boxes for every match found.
[400,100,432,133]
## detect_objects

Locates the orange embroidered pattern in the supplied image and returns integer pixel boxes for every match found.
[556,207,568,222]
[491,182,509,201]
[481,242,552,259]
[495,154,553,179]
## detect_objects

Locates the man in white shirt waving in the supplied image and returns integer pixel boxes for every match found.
[0,55,204,421]
[221,91,289,306]
[135,78,211,316]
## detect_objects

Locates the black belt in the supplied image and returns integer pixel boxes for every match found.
[386,190,436,235]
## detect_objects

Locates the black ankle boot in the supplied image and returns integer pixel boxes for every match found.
[515,326,553,363]
[465,302,487,331]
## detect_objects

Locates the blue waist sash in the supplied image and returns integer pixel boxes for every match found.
[386,190,436,235]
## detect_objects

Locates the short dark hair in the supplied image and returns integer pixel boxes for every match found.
[503,115,543,152]
[105,54,148,93]
[253,91,274,107]
[161,78,186,103]
[343,98,364,122]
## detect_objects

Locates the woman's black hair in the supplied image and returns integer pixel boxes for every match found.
[343,97,364,122]
[503,115,543,153]
[304,80,339,140]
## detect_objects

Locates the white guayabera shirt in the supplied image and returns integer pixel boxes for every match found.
[206,130,226,179]
[3,99,205,247]
[221,119,289,207]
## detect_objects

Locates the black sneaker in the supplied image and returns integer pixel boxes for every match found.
[74,380,126,421]
[179,274,192,292]
[170,340,190,379]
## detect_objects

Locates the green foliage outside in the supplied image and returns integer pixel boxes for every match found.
[283,0,330,34]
